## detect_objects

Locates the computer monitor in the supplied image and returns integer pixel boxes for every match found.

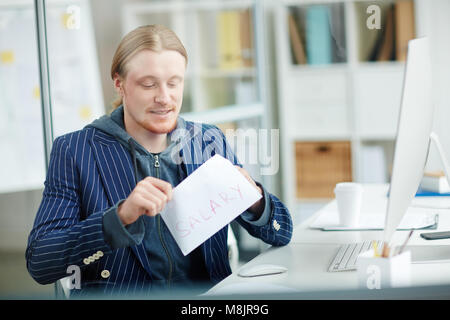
[382,37,434,252]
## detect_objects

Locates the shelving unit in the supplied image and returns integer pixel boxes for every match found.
[274,0,417,211]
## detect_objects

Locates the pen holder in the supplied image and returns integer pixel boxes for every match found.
[356,249,411,290]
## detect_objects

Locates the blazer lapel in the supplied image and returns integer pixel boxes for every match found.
[178,120,203,176]
[90,130,154,277]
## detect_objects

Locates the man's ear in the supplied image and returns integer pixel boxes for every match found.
[113,73,124,96]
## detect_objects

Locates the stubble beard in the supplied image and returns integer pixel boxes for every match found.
[140,117,178,134]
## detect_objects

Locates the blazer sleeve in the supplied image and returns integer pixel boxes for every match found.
[236,190,293,247]
[25,135,112,285]
[211,125,293,247]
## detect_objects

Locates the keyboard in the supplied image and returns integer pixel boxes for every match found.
[328,240,384,272]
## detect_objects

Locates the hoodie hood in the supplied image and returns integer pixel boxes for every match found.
[86,105,190,154]
[86,105,194,187]
[88,105,134,150]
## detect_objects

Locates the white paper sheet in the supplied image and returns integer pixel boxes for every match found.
[160,155,262,255]
[309,204,438,231]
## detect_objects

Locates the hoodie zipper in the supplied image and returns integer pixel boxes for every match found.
[154,154,173,288]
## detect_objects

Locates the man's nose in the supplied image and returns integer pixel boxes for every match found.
[155,85,170,105]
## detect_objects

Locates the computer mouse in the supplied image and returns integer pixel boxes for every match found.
[237,264,288,277]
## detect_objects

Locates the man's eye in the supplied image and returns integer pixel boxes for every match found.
[142,83,156,88]
[168,82,177,88]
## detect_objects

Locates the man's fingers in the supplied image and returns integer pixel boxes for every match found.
[119,177,173,224]
[133,177,173,214]
[134,194,159,216]
[142,176,173,200]
[138,180,169,204]
[143,192,165,214]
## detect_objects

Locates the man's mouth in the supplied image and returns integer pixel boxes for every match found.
[150,108,173,115]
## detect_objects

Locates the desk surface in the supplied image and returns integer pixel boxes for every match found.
[207,184,450,296]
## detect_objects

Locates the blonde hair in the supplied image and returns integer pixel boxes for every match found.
[110,24,188,109]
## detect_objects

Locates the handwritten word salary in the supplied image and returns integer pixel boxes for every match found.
[175,184,243,238]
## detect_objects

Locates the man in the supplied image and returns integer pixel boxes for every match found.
[26,25,292,297]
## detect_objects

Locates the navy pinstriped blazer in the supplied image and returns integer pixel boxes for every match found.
[26,119,293,295]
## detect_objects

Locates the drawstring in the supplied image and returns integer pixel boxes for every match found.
[128,138,139,185]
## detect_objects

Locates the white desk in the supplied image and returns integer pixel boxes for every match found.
[207,184,450,296]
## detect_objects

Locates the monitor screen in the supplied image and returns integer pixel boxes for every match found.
[383,37,434,251]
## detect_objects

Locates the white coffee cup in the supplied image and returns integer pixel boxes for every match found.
[334,182,363,227]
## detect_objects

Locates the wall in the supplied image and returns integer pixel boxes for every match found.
[0,0,124,253]
[0,189,43,251]
[416,0,450,172]
[90,0,123,112]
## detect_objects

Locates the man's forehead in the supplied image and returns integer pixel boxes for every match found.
[129,49,185,65]
[125,50,186,78]
[135,74,183,81]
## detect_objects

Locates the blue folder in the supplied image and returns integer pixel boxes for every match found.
[306,5,332,65]
[387,187,450,197]
[415,187,450,197]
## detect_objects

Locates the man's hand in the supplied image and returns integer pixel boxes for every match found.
[117,176,173,226]
[235,166,264,215]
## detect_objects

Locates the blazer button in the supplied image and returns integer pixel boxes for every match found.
[93,253,100,260]
[101,270,110,279]
[88,256,96,263]
[83,258,90,265]
[273,219,281,231]
[96,251,104,257]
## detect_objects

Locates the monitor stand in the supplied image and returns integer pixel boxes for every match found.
[403,132,450,260]
[428,132,450,189]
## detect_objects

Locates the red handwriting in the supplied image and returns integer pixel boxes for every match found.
[175,184,244,238]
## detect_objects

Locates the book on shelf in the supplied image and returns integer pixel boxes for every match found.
[419,171,450,193]
[360,0,415,62]
[329,3,347,63]
[305,5,332,65]
[217,10,253,70]
[218,11,242,70]
[288,4,346,66]
[373,3,395,61]
[287,12,307,65]
[355,1,388,61]
[240,9,254,67]
[395,0,416,61]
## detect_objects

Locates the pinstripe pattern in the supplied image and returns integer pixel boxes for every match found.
[26,119,292,295]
